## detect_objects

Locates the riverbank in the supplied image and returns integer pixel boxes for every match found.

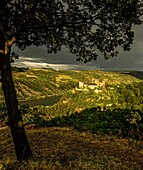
[0,95,61,107]
[19,94,61,103]
[20,95,61,107]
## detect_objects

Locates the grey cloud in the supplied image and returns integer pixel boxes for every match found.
[12,25,143,70]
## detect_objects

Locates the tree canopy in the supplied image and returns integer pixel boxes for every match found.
[0,0,143,62]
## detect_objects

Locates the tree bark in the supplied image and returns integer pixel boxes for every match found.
[0,52,32,160]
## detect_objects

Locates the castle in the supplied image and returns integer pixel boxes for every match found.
[77,78,106,91]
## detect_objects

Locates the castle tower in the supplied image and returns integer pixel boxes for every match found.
[79,81,84,88]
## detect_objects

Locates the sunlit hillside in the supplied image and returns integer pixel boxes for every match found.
[0,67,141,101]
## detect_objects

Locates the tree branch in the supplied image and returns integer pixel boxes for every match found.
[7,37,16,47]
[0,26,16,54]
[16,0,40,38]
[29,0,39,20]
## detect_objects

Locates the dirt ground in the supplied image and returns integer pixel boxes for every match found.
[0,127,143,169]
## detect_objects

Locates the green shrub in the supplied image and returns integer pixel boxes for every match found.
[21,104,143,140]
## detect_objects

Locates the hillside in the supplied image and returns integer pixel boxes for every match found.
[1,127,143,169]
[122,70,143,80]
[0,67,141,101]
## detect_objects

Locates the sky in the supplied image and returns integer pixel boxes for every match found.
[12,25,143,71]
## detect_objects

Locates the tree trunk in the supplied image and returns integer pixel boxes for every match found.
[0,52,32,160]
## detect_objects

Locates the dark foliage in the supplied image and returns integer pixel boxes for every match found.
[0,0,143,61]
[21,106,143,140]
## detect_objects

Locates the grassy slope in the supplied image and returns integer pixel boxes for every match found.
[0,68,141,101]
[0,127,143,169]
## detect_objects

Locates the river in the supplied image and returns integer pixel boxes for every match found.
[20,96,61,107]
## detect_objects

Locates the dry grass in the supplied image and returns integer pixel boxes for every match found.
[0,127,143,169]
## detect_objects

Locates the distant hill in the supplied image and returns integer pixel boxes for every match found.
[0,67,141,101]
[121,71,143,80]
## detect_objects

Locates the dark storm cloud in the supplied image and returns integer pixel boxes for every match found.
[96,25,143,70]
[12,45,78,64]
[12,25,143,70]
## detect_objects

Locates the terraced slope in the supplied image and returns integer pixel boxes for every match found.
[0,67,141,101]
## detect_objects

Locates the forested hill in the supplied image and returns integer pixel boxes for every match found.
[122,71,143,80]
[0,67,141,101]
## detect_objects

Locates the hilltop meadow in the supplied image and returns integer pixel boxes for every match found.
[1,68,143,169]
